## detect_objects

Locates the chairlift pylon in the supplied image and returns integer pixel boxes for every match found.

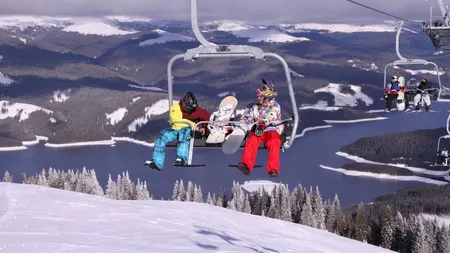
[384,20,444,103]
[422,0,450,53]
[164,0,299,166]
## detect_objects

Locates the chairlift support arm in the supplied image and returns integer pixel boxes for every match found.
[436,0,450,25]
[166,0,299,165]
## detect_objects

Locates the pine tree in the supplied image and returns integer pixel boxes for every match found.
[37,168,48,186]
[249,191,262,215]
[355,202,368,242]
[215,187,224,207]
[313,186,325,229]
[142,181,150,199]
[290,185,304,224]
[300,191,316,228]
[193,184,204,203]
[381,205,394,249]
[88,169,104,196]
[206,192,214,205]
[177,179,186,201]
[279,184,292,222]
[325,200,336,232]
[2,170,13,183]
[412,215,429,253]
[391,211,406,252]
[242,194,252,214]
[186,181,195,202]
[333,194,344,235]
[106,174,118,199]
[171,180,180,201]
[436,224,450,253]
[260,188,271,216]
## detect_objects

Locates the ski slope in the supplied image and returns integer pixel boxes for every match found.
[0,183,393,253]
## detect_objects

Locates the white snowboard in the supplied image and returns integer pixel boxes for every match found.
[206,96,238,144]
[222,125,247,155]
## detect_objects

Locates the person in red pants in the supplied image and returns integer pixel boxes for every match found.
[236,79,283,177]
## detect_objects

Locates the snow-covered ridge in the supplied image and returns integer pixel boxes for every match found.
[139,29,195,46]
[128,99,176,132]
[0,182,394,253]
[313,83,373,107]
[51,89,71,103]
[0,72,14,86]
[320,165,447,185]
[280,22,397,33]
[0,100,52,121]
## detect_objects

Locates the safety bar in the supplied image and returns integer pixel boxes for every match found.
[447,113,450,135]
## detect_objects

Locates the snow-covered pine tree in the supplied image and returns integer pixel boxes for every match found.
[333,193,344,235]
[267,185,279,218]
[142,181,150,199]
[193,184,204,203]
[177,179,186,201]
[380,205,394,248]
[279,184,292,222]
[171,180,180,201]
[186,181,195,202]
[249,191,262,215]
[88,169,104,196]
[325,199,336,232]
[37,168,48,186]
[436,223,450,253]
[215,187,224,207]
[260,188,271,216]
[290,185,305,224]
[2,170,13,183]
[355,202,368,242]
[227,181,240,211]
[300,191,316,228]
[105,174,118,199]
[242,194,251,214]
[313,186,325,229]
[121,171,135,200]
[391,211,406,252]
[412,215,430,253]
[206,192,215,205]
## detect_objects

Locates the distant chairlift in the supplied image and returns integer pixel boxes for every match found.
[422,0,450,53]
[433,113,450,168]
[164,0,299,166]
[384,21,443,104]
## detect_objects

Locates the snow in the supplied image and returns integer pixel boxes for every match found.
[131,97,141,104]
[290,68,305,77]
[0,100,52,121]
[324,117,387,124]
[403,69,445,76]
[241,180,280,192]
[281,23,396,33]
[51,89,70,103]
[336,151,450,177]
[128,84,167,92]
[21,135,48,146]
[299,100,342,111]
[422,213,450,226]
[106,107,128,126]
[111,137,154,147]
[44,140,115,148]
[128,99,176,132]
[293,125,333,139]
[314,83,373,107]
[0,72,14,86]
[320,165,447,185]
[232,28,310,43]
[63,22,136,36]
[139,29,195,46]
[105,16,152,23]
[0,15,70,30]
[0,146,27,152]
[0,182,394,253]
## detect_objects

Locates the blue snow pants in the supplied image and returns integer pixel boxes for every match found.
[152,127,191,169]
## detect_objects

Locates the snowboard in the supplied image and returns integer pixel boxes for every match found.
[206,96,238,144]
[222,125,247,155]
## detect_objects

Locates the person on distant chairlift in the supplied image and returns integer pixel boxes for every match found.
[385,76,399,112]
[441,148,449,165]
[144,92,211,171]
[413,76,433,112]
[236,79,283,177]
[397,76,409,111]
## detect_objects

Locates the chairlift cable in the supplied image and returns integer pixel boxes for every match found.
[343,0,424,24]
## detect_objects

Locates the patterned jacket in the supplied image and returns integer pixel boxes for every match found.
[241,101,284,135]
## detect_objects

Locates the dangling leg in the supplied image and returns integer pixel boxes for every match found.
[423,94,431,111]
[264,131,281,177]
[238,132,262,175]
[175,127,192,165]
[146,128,178,170]
[413,93,421,111]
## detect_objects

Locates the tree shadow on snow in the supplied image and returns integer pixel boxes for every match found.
[193,225,279,253]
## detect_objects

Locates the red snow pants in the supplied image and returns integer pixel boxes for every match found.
[240,130,281,173]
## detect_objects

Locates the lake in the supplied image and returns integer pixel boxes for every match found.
[1,103,449,208]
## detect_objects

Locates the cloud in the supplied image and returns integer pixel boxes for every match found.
[0,0,438,24]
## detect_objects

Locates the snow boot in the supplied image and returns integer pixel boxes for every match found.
[237,162,250,175]
[268,170,279,177]
[174,158,185,166]
[145,160,161,171]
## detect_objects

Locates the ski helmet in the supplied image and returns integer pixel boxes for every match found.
[261,79,277,95]
[181,92,197,114]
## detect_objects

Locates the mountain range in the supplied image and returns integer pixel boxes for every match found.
[1,16,449,147]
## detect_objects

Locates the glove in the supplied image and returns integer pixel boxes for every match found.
[254,121,265,137]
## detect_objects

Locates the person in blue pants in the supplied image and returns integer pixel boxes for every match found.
[145,92,211,170]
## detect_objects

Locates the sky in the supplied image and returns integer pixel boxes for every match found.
[0,0,443,24]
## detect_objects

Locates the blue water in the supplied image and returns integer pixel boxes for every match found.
[1,103,449,208]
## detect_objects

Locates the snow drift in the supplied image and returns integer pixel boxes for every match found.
[0,183,393,253]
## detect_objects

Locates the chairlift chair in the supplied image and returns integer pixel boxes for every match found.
[433,114,450,167]
[164,0,299,166]
[384,21,443,104]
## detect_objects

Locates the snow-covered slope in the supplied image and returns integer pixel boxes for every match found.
[0,100,52,121]
[127,99,175,132]
[0,72,14,86]
[281,23,397,33]
[139,29,195,46]
[0,183,394,253]
[313,83,373,107]
[63,22,137,36]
